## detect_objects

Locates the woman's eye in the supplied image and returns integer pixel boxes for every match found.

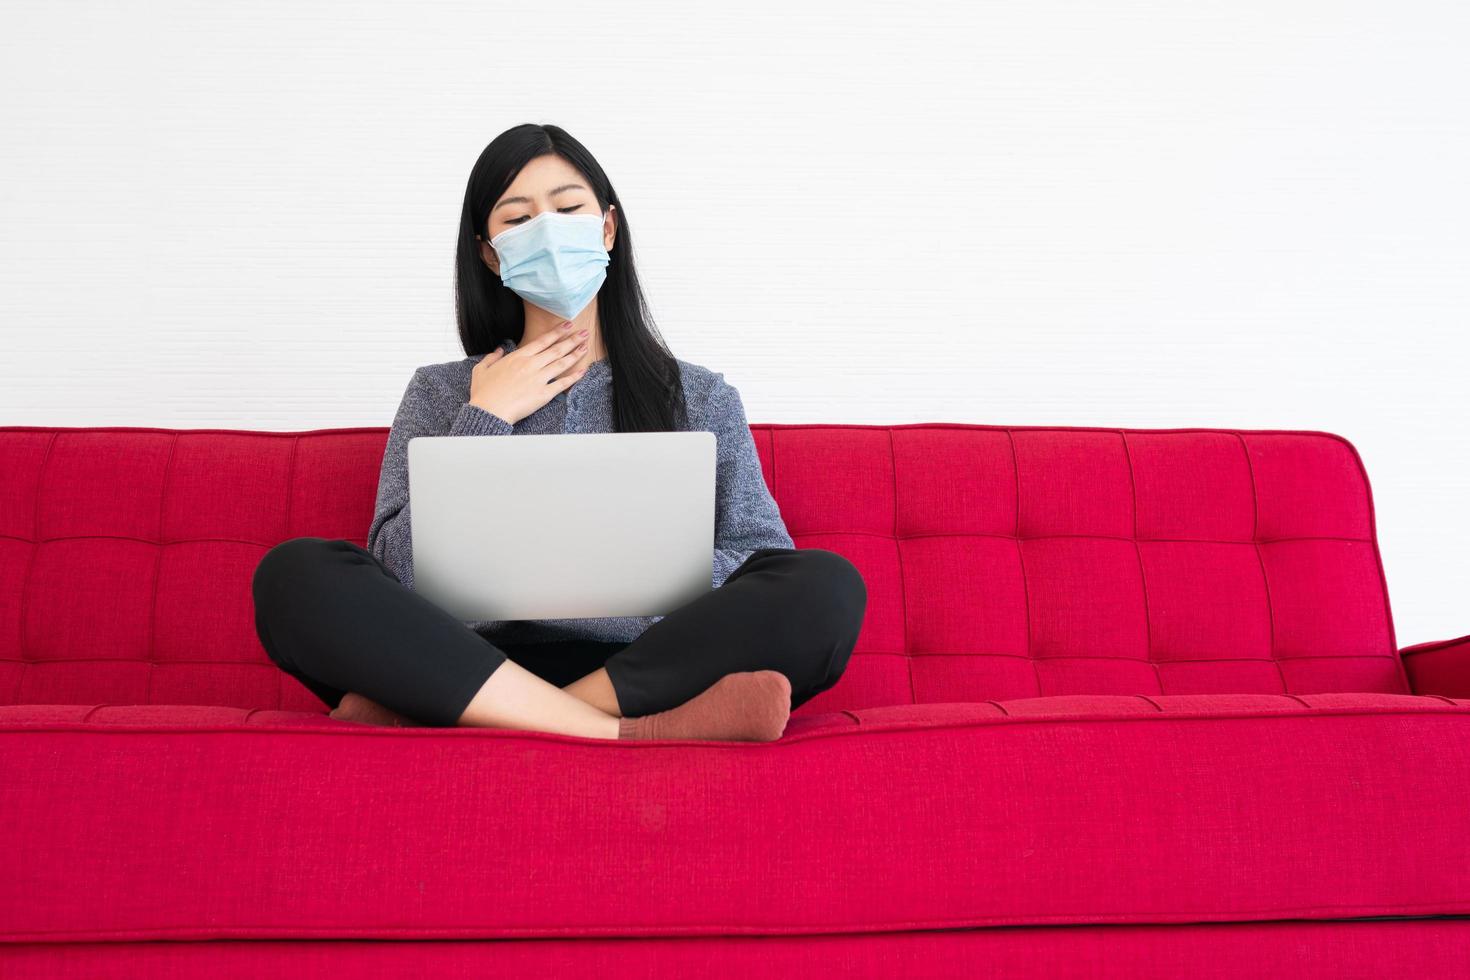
[505,205,583,226]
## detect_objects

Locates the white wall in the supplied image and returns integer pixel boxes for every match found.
[2,1,1466,646]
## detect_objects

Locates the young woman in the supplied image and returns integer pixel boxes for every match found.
[251,123,866,742]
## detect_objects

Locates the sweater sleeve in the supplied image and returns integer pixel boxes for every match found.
[704,372,794,589]
[367,367,514,591]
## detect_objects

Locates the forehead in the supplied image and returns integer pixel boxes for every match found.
[495,154,590,205]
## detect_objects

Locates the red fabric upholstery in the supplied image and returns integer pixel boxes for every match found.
[3,692,1469,943]
[1401,633,1470,699]
[2,423,1466,972]
[0,424,1415,710]
[4,919,1469,978]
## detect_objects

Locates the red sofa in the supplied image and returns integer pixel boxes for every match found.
[2,421,1468,977]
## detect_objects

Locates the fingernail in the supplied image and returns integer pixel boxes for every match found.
[579,328,589,336]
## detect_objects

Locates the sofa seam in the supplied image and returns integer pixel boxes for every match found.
[8,904,1470,942]
[1120,430,1163,694]
[13,431,58,702]
[0,529,1385,548]
[8,704,1468,747]
[0,652,1408,667]
[276,436,300,711]
[144,433,179,706]
[1235,432,1291,694]
[1006,429,1041,697]
[888,428,914,705]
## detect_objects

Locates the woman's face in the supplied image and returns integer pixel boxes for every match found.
[479,154,617,277]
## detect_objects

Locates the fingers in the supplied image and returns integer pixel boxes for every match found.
[532,331,588,370]
[550,330,587,357]
[530,320,577,352]
[472,347,504,376]
[558,340,589,366]
[554,364,588,389]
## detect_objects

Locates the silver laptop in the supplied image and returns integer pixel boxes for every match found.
[407,431,716,622]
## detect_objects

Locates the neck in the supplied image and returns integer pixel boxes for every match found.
[520,299,606,367]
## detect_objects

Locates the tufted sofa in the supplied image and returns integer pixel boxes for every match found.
[2,421,1468,977]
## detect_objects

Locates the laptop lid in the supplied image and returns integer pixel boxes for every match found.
[407,430,716,622]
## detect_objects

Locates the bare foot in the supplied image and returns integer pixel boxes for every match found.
[329,692,424,727]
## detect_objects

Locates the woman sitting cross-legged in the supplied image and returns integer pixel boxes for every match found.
[250,123,866,742]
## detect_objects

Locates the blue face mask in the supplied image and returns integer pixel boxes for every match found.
[488,210,611,321]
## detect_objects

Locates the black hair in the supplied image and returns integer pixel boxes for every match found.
[454,123,689,433]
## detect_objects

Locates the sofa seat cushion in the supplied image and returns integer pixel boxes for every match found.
[2,693,1468,942]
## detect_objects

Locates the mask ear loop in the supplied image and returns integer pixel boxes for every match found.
[473,232,499,275]
[484,212,544,250]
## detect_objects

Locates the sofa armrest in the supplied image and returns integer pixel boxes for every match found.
[1400,633,1470,698]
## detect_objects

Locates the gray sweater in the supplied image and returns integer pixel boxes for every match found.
[367,336,794,645]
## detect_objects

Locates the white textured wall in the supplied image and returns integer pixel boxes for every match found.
[2,1,1466,645]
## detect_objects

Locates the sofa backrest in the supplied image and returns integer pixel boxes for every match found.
[0,424,1408,716]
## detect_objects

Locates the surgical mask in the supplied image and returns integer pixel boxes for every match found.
[488,210,611,321]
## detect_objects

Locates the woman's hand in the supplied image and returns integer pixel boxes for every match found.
[469,321,590,425]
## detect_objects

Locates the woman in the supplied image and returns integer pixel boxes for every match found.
[251,123,866,742]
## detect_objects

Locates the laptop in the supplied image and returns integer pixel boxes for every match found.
[406,430,717,622]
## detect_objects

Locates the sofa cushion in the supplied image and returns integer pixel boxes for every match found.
[3,692,1467,942]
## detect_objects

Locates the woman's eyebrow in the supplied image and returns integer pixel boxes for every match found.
[492,184,589,212]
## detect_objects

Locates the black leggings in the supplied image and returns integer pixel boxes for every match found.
[251,537,867,726]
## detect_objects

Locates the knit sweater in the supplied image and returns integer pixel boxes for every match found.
[366,336,794,645]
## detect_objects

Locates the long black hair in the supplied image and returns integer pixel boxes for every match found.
[454,123,689,433]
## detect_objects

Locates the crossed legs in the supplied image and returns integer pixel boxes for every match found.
[251,539,866,740]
